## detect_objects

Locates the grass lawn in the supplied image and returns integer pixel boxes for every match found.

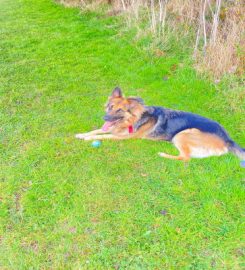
[0,0,244,268]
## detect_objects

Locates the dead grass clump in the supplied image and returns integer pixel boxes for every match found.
[194,0,244,79]
[166,0,200,24]
[57,0,82,7]
[58,0,108,9]
[59,0,244,79]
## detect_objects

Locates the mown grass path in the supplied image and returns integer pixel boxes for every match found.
[0,0,244,268]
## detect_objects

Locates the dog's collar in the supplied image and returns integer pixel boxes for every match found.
[128,125,134,133]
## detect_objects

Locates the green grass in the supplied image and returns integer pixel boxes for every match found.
[0,0,244,269]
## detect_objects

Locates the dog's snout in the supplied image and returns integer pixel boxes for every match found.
[104,114,122,122]
[103,114,112,121]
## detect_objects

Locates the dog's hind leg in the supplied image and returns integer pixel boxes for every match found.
[162,128,228,161]
[159,130,194,161]
[159,144,191,161]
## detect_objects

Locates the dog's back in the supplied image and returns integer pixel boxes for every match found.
[147,106,231,142]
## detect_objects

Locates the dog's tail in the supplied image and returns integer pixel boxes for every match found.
[227,141,245,160]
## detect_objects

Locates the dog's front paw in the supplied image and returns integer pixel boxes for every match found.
[84,136,93,141]
[75,133,87,139]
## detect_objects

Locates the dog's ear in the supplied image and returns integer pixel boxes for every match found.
[126,97,145,111]
[126,97,145,117]
[128,97,144,105]
[111,87,122,98]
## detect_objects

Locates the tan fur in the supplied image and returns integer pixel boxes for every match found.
[84,134,126,140]
[159,128,228,161]
[75,129,106,139]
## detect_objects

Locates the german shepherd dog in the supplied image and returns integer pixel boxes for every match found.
[76,87,245,162]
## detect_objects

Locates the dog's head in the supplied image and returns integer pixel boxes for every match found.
[102,87,145,131]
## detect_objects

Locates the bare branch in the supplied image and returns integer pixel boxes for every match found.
[194,0,204,57]
[211,0,222,44]
[202,0,207,53]
[207,0,214,17]
[121,0,126,11]
[150,0,156,34]
[158,0,167,37]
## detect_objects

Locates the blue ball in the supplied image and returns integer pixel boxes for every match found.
[91,140,101,148]
[240,160,245,168]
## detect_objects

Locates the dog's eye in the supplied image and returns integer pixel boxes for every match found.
[116,109,123,113]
